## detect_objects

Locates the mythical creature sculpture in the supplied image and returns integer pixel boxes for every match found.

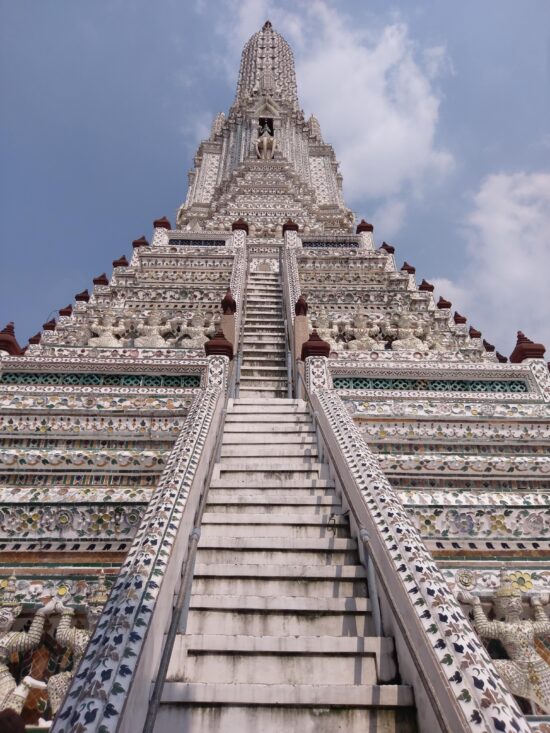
[0,575,55,714]
[134,313,172,348]
[383,311,429,353]
[255,122,276,160]
[460,570,550,713]
[175,312,210,349]
[345,309,381,351]
[43,577,107,722]
[87,314,125,348]
[313,309,339,354]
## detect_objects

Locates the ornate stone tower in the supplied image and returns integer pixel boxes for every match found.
[1,20,549,733]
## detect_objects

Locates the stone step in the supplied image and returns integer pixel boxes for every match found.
[238,380,288,390]
[220,444,318,458]
[159,681,414,708]
[237,388,288,399]
[240,364,287,372]
[196,549,357,567]
[166,634,392,685]
[241,350,286,359]
[229,402,306,411]
[201,521,347,539]
[231,397,301,405]
[217,456,320,469]
[246,288,282,294]
[244,317,282,324]
[243,324,285,332]
[239,357,286,367]
[245,306,284,314]
[241,342,285,351]
[225,413,311,423]
[191,577,366,599]
[194,563,365,579]
[157,692,415,733]
[243,333,285,341]
[209,477,334,489]
[222,423,314,434]
[186,594,374,636]
[221,431,315,443]
[196,542,357,567]
[205,492,339,507]
[207,487,335,500]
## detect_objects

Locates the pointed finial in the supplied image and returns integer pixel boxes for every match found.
[132,236,149,249]
[153,216,171,230]
[356,219,373,233]
[221,289,236,315]
[231,218,249,233]
[510,331,546,363]
[205,330,233,360]
[301,330,331,360]
[0,323,24,356]
[418,279,434,292]
[295,295,308,316]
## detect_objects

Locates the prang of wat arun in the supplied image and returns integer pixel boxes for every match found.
[1,20,549,733]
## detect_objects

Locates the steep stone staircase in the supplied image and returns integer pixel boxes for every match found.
[156,398,416,732]
[238,270,288,398]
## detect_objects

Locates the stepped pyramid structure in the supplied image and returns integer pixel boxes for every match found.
[1,19,549,733]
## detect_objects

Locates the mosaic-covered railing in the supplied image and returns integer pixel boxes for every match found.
[51,355,230,733]
[305,355,533,733]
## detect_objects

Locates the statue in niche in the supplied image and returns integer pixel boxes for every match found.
[460,569,550,714]
[345,309,381,351]
[255,121,276,160]
[87,314,126,348]
[134,313,172,348]
[313,309,339,354]
[383,311,429,353]
[0,575,56,714]
[41,575,108,723]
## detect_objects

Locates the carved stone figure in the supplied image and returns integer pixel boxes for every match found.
[176,312,209,349]
[313,309,339,354]
[0,575,55,714]
[346,309,381,351]
[44,603,101,719]
[460,570,550,713]
[134,313,171,348]
[384,312,429,352]
[87,314,125,348]
[255,123,276,160]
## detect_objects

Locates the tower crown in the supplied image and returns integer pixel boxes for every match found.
[235,20,298,109]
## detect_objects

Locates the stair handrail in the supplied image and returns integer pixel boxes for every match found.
[294,365,531,733]
[228,245,248,399]
[295,368,382,637]
[280,244,296,397]
[142,397,229,733]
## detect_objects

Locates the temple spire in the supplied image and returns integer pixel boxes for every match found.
[235,20,299,109]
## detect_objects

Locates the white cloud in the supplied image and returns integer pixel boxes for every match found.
[371,198,407,240]
[292,5,454,204]
[433,172,550,355]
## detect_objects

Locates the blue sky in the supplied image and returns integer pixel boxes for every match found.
[1,0,549,355]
